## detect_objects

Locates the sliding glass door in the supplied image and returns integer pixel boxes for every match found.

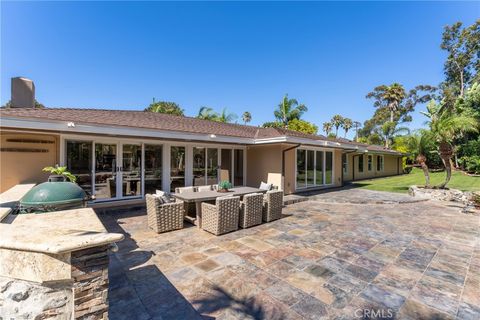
[296,148,334,189]
[66,141,93,195]
[144,144,163,195]
[170,146,185,192]
[122,144,142,197]
[94,143,118,200]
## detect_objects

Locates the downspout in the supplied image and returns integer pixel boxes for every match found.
[282,144,301,191]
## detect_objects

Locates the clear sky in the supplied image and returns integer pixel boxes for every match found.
[1,1,478,138]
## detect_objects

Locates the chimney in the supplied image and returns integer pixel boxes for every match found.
[11,77,35,108]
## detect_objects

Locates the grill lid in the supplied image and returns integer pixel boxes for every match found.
[20,182,87,206]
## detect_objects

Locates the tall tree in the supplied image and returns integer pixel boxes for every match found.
[331,115,344,137]
[440,20,480,99]
[215,108,237,123]
[287,119,318,134]
[197,106,218,120]
[366,83,406,123]
[342,118,353,138]
[274,94,307,127]
[322,122,332,136]
[379,121,410,148]
[145,99,184,116]
[242,111,252,125]
[353,121,362,142]
[421,100,478,188]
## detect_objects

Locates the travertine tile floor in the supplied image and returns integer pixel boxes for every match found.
[100,190,479,320]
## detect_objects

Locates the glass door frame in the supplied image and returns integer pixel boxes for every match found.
[295,147,335,191]
[61,135,146,202]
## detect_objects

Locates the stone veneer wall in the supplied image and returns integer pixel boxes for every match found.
[71,245,110,319]
[0,276,73,318]
[0,245,111,320]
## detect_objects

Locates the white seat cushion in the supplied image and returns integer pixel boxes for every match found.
[156,190,171,203]
[259,181,273,191]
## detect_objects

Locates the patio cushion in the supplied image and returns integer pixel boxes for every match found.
[259,181,273,191]
[156,190,171,203]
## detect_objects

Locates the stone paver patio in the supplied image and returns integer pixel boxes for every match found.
[100,189,479,319]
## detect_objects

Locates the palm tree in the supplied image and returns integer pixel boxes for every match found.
[421,101,478,188]
[379,121,410,148]
[215,108,238,123]
[353,121,362,142]
[322,122,332,136]
[331,115,344,137]
[404,131,432,187]
[197,106,218,120]
[242,111,252,125]
[342,118,353,138]
[366,83,406,123]
[274,94,307,128]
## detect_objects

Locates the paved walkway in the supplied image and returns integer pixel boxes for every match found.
[100,191,479,319]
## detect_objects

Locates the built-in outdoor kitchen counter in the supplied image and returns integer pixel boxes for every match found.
[0,208,124,319]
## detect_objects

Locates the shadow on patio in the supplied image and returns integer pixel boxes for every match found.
[100,208,269,319]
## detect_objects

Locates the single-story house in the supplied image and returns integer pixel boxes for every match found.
[0,78,403,203]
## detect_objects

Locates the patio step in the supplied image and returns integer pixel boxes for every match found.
[283,195,308,206]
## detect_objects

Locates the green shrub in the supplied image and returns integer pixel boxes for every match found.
[460,156,480,174]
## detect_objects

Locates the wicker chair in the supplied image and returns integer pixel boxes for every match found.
[201,196,240,235]
[176,186,196,193]
[262,190,283,222]
[146,194,184,233]
[239,193,263,228]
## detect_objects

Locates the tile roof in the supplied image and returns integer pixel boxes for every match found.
[0,107,402,155]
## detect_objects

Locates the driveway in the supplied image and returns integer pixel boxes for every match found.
[100,189,479,319]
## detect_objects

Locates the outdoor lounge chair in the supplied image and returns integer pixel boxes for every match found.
[239,193,263,228]
[201,196,240,235]
[146,194,184,233]
[262,190,283,222]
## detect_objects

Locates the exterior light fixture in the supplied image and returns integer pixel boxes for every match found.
[67,122,75,128]
[209,134,216,138]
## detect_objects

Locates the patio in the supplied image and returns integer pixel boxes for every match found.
[100,190,479,320]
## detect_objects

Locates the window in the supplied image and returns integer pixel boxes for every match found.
[342,154,348,174]
[367,155,373,171]
[325,152,333,184]
[296,148,334,188]
[358,155,364,173]
[315,151,323,185]
[66,140,92,194]
[306,150,315,186]
[296,149,306,188]
[193,147,219,186]
[377,155,384,171]
[233,149,244,186]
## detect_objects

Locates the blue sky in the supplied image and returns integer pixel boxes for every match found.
[1,1,478,138]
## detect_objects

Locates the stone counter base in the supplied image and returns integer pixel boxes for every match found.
[0,276,73,319]
[0,245,110,320]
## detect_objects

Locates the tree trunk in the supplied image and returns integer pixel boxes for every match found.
[416,155,430,187]
[437,142,454,189]
[390,109,394,123]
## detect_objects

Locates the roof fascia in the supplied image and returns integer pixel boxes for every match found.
[0,116,256,145]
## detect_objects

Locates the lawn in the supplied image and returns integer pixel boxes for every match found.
[351,168,480,193]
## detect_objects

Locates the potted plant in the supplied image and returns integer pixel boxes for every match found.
[217,180,232,193]
[42,165,77,183]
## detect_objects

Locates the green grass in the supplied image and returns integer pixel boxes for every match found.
[351,168,480,193]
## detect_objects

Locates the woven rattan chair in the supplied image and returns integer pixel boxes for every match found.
[176,186,196,193]
[146,194,184,233]
[262,190,283,222]
[239,193,263,228]
[201,196,240,235]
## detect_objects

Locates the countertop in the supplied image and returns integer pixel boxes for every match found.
[0,208,124,254]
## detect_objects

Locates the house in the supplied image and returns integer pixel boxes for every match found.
[0,78,403,202]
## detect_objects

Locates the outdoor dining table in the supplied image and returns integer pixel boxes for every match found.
[172,186,267,228]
